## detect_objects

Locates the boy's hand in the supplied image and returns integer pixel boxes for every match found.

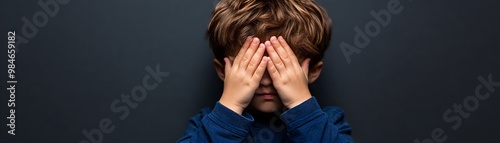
[264,36,312,109]
[219,37,268,115]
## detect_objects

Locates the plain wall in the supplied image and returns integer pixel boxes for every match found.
[1,0,499,142]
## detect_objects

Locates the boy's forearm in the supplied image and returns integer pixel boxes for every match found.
[281,97,353,142]
[219,95,245,115]
[203,101,254,141]
[178,101,254,142]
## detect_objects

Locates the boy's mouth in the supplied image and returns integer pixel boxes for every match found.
[255,92,277,100]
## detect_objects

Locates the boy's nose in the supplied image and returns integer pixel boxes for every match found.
[260,71,272,86]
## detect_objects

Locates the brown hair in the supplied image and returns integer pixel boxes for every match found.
[207,0,332,66]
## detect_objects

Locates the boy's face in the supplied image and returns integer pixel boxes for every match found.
[214,37,324,114]
[228,56,285,113]
[221,56,319,113]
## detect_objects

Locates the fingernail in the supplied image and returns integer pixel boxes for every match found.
[253,38,259,44]
[271,36,277,41]
[278,36,284,41]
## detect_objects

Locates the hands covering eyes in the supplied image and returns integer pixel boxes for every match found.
[219,36,312,115]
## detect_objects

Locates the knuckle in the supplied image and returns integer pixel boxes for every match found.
[277,62,283,66]
[241,57,249,62]
[236,73,245,79]
[248,62,255,67]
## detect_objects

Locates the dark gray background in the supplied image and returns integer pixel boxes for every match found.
[1,0,499,142]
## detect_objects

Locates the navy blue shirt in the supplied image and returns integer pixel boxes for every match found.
[178,97,353,143]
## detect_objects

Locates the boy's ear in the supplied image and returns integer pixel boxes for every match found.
[308,61,323,84]
[213,58,225,81]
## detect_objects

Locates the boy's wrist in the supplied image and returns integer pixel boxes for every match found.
[285,93,312,109]
[219,97,245,115]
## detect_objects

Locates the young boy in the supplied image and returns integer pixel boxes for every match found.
[178,0,352,142]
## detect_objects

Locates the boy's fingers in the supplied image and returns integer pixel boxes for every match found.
[265,56,281,80]
[301,58,311,77]
[278,36,300,64]
[223,57,231,76]
[270,36,293,68]
[239,38,260,70]
[233,37,253,68]
[252,56,268,82]
[247,43,265,73]
[265,41,286,74]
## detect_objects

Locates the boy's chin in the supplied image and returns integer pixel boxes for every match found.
[250,100,284,113]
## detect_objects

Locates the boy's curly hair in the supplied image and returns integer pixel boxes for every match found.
[207,0,332,66]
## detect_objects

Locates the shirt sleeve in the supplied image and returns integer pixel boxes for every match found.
[177,101,254,143]
[281,97,353,143]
